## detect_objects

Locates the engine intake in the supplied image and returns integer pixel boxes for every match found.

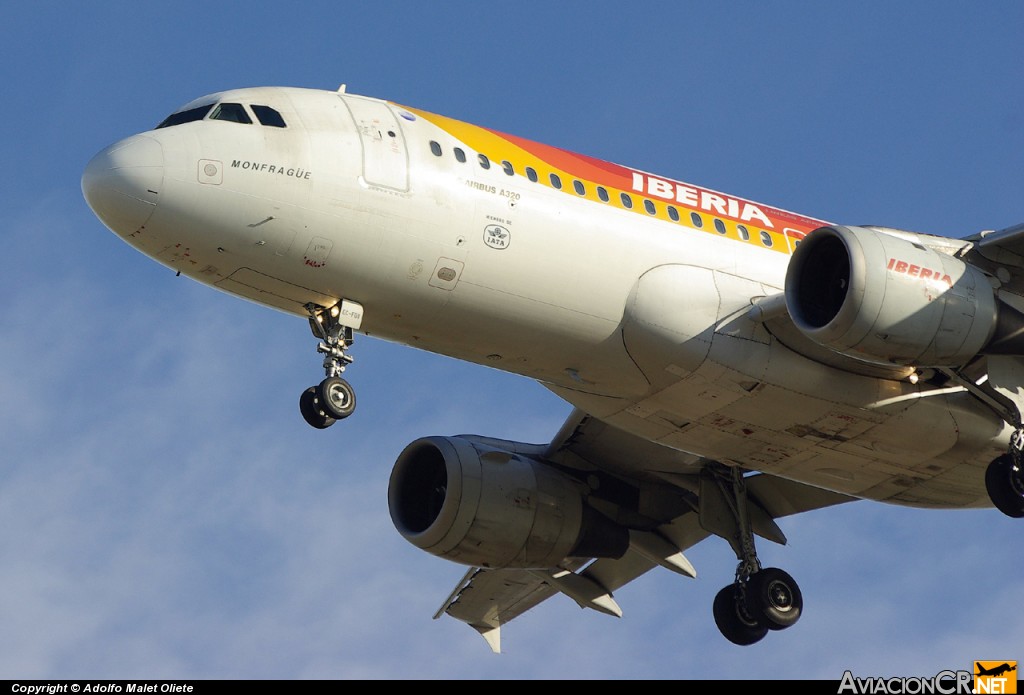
[784,225,998,367]
[388,436,628,569]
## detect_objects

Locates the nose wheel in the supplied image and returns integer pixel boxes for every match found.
[300,303,359,429]
[300,386,335,429]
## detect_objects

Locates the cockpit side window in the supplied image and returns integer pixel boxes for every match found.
[156,103,214,129]
[209,102,252,124]
[252,104,286,128]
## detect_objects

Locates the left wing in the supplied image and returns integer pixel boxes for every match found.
[435,410,854,652]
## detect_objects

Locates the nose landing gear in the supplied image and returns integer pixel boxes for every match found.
[300,302,360,430]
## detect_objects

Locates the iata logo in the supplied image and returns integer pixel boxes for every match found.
[973,661,1017,694]
[887,258,954,288]
[483,224,510,250]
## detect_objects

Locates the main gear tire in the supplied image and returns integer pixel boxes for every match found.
[713,584,768,646]
[985,454,1024,518]
[745,567,802,630]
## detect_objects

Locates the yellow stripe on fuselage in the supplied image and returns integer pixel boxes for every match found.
[400,104,829,256]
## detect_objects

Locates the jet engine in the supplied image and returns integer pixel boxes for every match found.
[784,225,999,366]
[388,436,629,569]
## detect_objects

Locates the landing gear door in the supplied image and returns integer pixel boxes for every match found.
[340,95,409,192]
[986,355,1024,416]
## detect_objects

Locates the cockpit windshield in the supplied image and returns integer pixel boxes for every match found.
[252,105,286,128]
[155,101,288,129]
[209,102,252,124]
[156,103,214,129]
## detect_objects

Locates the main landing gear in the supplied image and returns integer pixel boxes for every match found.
[299,303,357,430]
[937,367,1024,518]
[985,430,1024,518]
[703,464,803,646]
[713,566,803,646]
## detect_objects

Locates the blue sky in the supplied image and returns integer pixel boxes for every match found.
[2,1,1023,680]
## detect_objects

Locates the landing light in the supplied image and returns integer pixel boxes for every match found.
[907,369,936,385]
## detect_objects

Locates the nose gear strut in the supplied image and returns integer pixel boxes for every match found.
[299,302,358,429]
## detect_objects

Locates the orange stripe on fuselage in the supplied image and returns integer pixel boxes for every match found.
[399,104,829,254]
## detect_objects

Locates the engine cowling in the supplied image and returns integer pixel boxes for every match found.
[388,436,629,569]
[784,225,998,367]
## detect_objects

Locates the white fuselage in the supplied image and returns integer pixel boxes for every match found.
[83,86,1009,509]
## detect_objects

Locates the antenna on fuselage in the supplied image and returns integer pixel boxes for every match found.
[337,84,347,93]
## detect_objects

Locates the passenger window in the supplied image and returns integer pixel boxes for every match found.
[690,212,703,228]
[210,103,252,124]
[760,231,773,247]
[526,166,538,183]
[573,180,586,195]
[454,147,466,163]
[550,173,562,189]
[478,154,491,170]
[738,225,750,241]
[620,193,633,209]
[156,103,214,129]
[502,160,514,176]
[430,141,442,157]
[597,186,609,202]
[252,105,286,128]
[668,206,680,222]
[644,199,656,215]
[714,219,727,234]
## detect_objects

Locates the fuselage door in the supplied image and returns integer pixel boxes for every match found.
[340,95,409,192]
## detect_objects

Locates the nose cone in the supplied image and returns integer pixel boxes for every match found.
[82,135,164,236]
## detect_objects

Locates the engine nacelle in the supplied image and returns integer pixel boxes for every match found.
[784,225,998,367]
[388,436,628,569]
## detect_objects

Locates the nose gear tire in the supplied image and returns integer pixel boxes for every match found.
[318,376,356,420]
[300,386,336,429]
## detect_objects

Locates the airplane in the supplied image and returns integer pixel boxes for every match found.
[975,663,1016,678]
[81,84,1024,650]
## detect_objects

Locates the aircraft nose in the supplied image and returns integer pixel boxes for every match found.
[82,135,164,236]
